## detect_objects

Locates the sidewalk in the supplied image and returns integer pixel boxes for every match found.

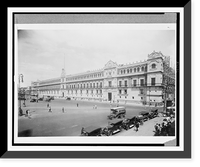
[115,116,167,136]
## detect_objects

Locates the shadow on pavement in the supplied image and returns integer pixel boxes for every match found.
[18,129,33,137]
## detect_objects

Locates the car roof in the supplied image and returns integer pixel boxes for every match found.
[125,115,136,119]
[139,111,149,115]
[109,119,123,124]
[111,107,125,110]
[84,126,101,132]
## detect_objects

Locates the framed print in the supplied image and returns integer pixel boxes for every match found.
[2,3,191,158]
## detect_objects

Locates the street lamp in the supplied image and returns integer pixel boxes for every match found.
[18,74,24,108]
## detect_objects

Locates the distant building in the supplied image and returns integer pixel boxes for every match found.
[31,51,175,105]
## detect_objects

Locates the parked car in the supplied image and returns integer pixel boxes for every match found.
[38,97,44,101]
[107,107,126,120]
[81,126,102,136]
[148,109,158,119]
[102,119,124,136]
[139,111,150,122]
[30,99,36,102]
[122,115,137,130]
[66,97,71,100]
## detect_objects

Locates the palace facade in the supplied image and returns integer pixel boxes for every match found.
[31,51,175,105]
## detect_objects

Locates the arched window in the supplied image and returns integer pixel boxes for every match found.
[141,67,144,72]
[152,63,156,69]
[127,69,129,73]
[134,68,136,72]
[130,69,132,73]
[137,67,140,72]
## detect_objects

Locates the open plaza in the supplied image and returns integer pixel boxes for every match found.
[18,98,165,137]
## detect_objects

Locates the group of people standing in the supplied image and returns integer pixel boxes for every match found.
[154,117,175,136]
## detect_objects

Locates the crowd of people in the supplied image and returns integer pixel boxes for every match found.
[154,116,175,136]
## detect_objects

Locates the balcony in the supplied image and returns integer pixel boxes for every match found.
[104,85,117,89]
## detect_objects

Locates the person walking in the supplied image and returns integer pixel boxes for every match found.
[47,103,49,108]
[135,122,139,132]
[49,107,52,112]
[62,107,65,113]
[77,103,79,107]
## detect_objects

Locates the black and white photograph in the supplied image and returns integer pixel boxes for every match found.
[4,5,191,159]
[17,24,176,139]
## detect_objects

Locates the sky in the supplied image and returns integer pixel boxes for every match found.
[18,24,175,87]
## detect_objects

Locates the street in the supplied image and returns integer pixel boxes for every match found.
[18,98,163,137]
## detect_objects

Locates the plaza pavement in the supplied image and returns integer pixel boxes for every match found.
[18,98,166,137]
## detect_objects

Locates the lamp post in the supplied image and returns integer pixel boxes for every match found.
[18,74,24,108]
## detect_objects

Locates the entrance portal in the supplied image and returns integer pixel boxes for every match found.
[108,93,112,101]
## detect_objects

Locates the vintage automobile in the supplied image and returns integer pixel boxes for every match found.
[148,109,158,119]
[102,119,124,136]
[139,111,150,122]
[107,107,126,120]
[66,97,71,100]
[30,99,36,102]
[81,126,102,136]
[122,115,137,130]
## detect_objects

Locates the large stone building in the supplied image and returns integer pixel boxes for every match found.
[31,51,175,105]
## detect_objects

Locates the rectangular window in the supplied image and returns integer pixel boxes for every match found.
[151,78,156,86]
[140,79,144,86]
[119,89,122,94]
[125,80,127,87]
[124,89,127,94]
[119,81,122,87]
[109,81,112,87]
[133,80,137,87]
[140,89,144,94]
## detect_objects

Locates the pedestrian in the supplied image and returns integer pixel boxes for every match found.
[47,103,49,108]
[135,122,139,132]
[62,107,65,113]
[19,107,23,116]
[49,107,52,112]
[77,103,79,107]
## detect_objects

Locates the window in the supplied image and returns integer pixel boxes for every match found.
[119,89,122,94]
[152,63,156,69]
[124,89,127,94]
[132,96,134,99]
[127,69,129,73]
[134,68,136,72]
[141,67,144,71]
[90,83,92,88]
[125,80,127,87]
[109,81,112,87]
[130,69,132,73]
[141,97,143,100]
[140,89,144,94]
[100,82,102,88]
[151,78,156,86]
[119,81,122,87]
[93,83,95,88]
[137,67,140,72]
[133,80,137,87]
[140,79,144,86]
